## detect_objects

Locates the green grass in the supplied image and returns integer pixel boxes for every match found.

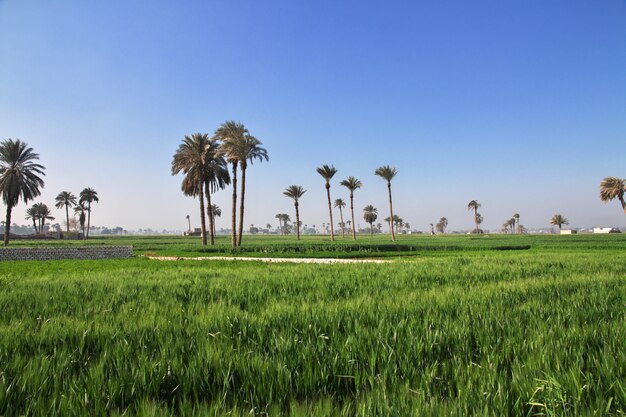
[0,235,625,416]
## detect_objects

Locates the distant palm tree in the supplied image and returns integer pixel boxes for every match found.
[374,165,398,241]
[340,176,362,240]
[475,213,483,233]
[334,198,346,238]
[55,191,77,233]
[600,176,626,213]
[211,204,222,238]
[185,214,191,233]
[363,205,378,238]
[467,200,481,233]
[25,205,39,233]
[550,214,569,231]
[34,203,54,232]
[512,213,520,234]
[79,188,99,239]
[172,133,210,245]
[436,217,448,234]
[283,185,306,240]
[430,223,435,235]
[0,139,45,245]
[316,165,338,241]
[74,203,87,238]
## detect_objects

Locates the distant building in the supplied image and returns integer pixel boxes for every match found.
[593,227,621,234]
[560,229,577,235]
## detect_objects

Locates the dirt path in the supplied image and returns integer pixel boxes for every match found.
[146,255,390,264]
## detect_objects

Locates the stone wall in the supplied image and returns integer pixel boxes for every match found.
[0,246,134,261]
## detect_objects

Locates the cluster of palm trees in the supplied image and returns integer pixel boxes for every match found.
[172,121,268,246]
[283,165,399,241]
[435,217,448,234]
[467,200,483,234]
[501,213,521,234]
[25,203,54,234]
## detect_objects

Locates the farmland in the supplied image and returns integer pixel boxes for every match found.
[0,234,624,416]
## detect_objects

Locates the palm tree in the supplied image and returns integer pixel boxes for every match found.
[513,213,520,234]
[467,200,481,233]
[236,135,268,246]
[436,217,448,234]
[55,191,77,233]
[363,205,378,238]
[203,138,230,245]
[430,223,435,235]
[600,176,626,213]
[74,203,87,238]
[316,165,338,241]
[211,204,222,238]
[79,188,99,239]
[334,198,346,238]
[25,205,39,233]
[475,213,484,233]
[283,185,306,240]
[340,176,362,240]
[172,133,211,245]
[35,203,54,232]
[374,165,398,241]
[550,214,569,231]
[185,214,191,233]
[0,139,45,245]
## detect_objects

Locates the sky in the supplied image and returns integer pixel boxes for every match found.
[1,0,625,232]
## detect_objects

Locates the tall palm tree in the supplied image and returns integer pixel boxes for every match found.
[55,191,77,233]
[172,133,210,245]
[236,135,268,246]
[203,138,230,245]
[74,203,87,238]
[600,176,626,213]
[512,213,520,234]
[334,198,346,238]
[550,214,569,231]
[340,176,362,240]
[211,204,222,238]
[316,165,338,241]
[79,188,99,239]
[283,185,306,240]
[374,165,398,242]
[363,205,378,238]
[0,139,45,245]
[467,200,481,234]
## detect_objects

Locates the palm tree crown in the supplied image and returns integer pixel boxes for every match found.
[550,214,569,231]
[600,176,626,213]
[0,139,45,245]
[317,164,338,241]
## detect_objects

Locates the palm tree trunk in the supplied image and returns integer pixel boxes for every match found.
[32,218,37,234]
[338,208,345,238]
[369,221,373,238]
[65,205,70,233]
[212,214,216,238]
[237,165,246,246]
[295,203,300,240]
[350,194,356,241]
[473,208,478,234]
[86,202,91,239]
[230,162,238,247]
[4,204,12,245]
[205,181,214,245]
[326,184,334,241]
[198,179,208,245]
[387,182,395,242]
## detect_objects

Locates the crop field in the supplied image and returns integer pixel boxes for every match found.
[0,234,625,416]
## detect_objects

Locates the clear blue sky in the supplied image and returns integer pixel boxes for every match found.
[1,0,625,232]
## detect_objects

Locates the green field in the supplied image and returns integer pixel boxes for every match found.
[1,234,624,416]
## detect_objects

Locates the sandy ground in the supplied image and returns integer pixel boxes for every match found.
[146,255,390,264]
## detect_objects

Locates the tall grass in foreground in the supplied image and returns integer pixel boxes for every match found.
[0,251,624,416]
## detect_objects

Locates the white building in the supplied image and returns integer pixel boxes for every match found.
[593,227,620,234]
